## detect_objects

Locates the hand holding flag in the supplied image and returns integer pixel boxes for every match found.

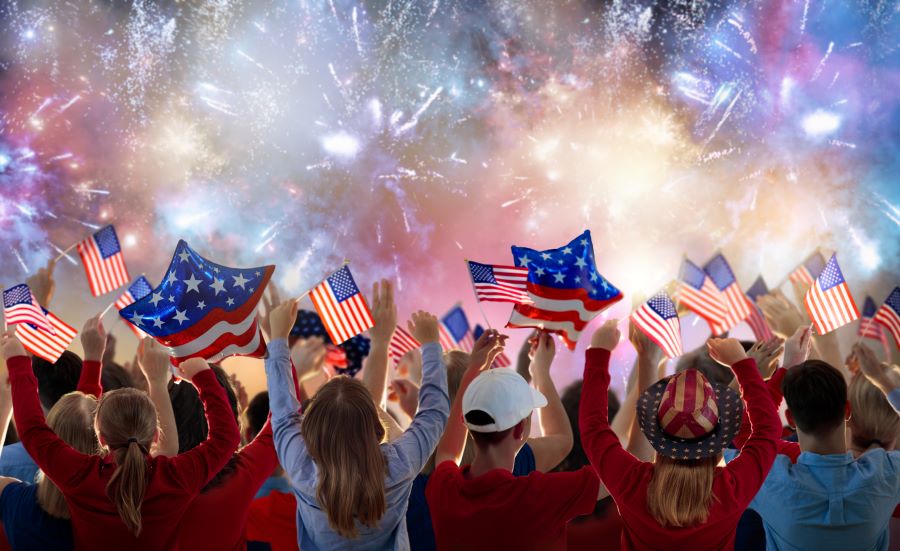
[308,265,374,345]
[804,254,859,335]
[630,291,683,358]
[466,261,530,304]
[76,225,130,296]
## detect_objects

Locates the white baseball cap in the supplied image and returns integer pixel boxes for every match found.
[462,368,548,433]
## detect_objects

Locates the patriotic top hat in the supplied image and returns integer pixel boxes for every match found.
[637,369,743,460]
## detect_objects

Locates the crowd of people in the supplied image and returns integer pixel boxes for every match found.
[0,264,897,550]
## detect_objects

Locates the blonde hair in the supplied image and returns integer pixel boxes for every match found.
[95,388,158,536]
[302,376,387,538]
[848,373,899,451]
[647,454,719,527]
[37,392,101,519]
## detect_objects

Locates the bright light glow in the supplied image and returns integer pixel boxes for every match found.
[123,233,137,247]
[0,155,9,170]
[320,131,360,159]
[22,29,35,40]
[801,109,841,138]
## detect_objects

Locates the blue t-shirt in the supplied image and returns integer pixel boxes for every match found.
[0,482,73,551]
[0,443,40,484]
[407,443,537,551]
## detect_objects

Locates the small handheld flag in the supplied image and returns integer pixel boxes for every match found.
[440,305,474,352]
[16,308,77,363]
[3,284,54,333]
[77,225,130,296]
[874,287,900,350]
[388,326,420,366]
[788,251,826,287]
[677,258,727,334]
[858,296,885,341]
[466,261,530,304]
[804,254,859,335]
[309,265,374,345]
[115,276,155,338]
[744,276,774,341]
[631,291,683,359]
[703,254,752,334]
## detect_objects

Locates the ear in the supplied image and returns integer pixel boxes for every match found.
[844,400,852,421]
[784,409,796,430]
[512,419,526,441]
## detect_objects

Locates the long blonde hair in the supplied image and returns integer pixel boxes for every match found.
[302,376,387,538]
[95,388,158,536]
[647,454,719,527]
[37,392,101,519]
[848,373,899,452]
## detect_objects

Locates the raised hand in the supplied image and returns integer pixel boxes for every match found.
[291,336,327,382]
[259,282,283,340]
[529,331,556,375]
[80,315,108,362]
[137,338,172,386]
[407,311,439,345]
[269,299,299,341]
[368,279,397,343]
[470,329,507,371]
[746,337,784,378]
[852,342,900,395]
[390,378,420,419]
[26,258,56,308]
[707,338,748,368]
[590,319,621,351]
[783,325,812,369]
[0,331,27,361]
[229,373,249,413]
[176,357,210,381]
[629,319,663,365]
[758,291,805,338]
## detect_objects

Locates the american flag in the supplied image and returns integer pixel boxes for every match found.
[874,287,900,351]
[440,305,474,352]
[289,310,371,377]
[631,291,683,359]
[115,276,155,338]
[788,251,826,287]
[858,296,885,341]
[120,240,273,364]
[704,254,752,334]
[309,265,374,345]
[77,225,130,296]
[744,276,774,341]
[388,326,420,366]
[804,254,859,335]
[467,261,530,304]
[3,284,54,333]
[507,230,622,350]
[677,258,727,334]
[16,308,77,363]
[473,324,511,367]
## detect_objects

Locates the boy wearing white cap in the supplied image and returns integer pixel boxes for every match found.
[425,350,600,551]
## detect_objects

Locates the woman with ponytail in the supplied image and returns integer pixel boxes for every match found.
[2,331,240,550]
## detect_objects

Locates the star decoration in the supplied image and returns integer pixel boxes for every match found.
[166,271,178,286]
[172,310,189,325]
[233,273,250,289]
[574,257,587,268]
[197,300,206,310]
[130,312,144,326]
[534,266,545,276]
[226,297,235,307]
[178,250,191,263]
[518,255,531,267]
[553,273,565,283]
[210,278,226,295]
[540,252,552,260]
[152,318,164,328]
[562,246,572,255]
[183,274,202,293]
[149,292,163,307]
[167,295,175,302]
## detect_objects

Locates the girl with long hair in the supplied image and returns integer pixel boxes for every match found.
[579,321,781,550]
[264,300,449,550]
[2,330,240,550]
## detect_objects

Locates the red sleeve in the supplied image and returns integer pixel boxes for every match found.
[722,358,781,506]
[578,347,643,498]
[235,414,278,492]
[166,369,241,492]
[536,466,600,522]
[76,360,103,398]
[8,356,92,489]
[733,367,786,449]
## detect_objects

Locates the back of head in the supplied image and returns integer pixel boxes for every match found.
[168,364,239,452]
[675,347,733,386]
[246,391,270,440]
[101,362,135,392]
[95,388,158,536]
[463,368,547,450]
[848,372,899,451]
[302,376,387,539]
[37,392,101,519]
[647,454,719,527]
[32,351,82,411]
[556,380,620,472]
[782,360,847,437]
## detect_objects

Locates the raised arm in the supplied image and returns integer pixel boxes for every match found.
[137,338,179,457]
[853,342,900,412]
[527,332,574,472]
[0,356,12,460]
[3,332,91,489]
[362,279,395,410]
[167,357,241,491]
[391,311,450,474]
[625,322,663,462]
[707,338,780,504]
[77,315,107,398]
[580,320,643,499]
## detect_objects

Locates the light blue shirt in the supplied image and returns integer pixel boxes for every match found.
[0,442,40,484]
[725,448,900,551]
[888,388,900,413]
[265,339,449,551]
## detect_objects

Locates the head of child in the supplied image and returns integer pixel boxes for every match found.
[782,360,850,451]
[462,368,547,466]
[94,388,159,537]
[301,375,387,539]
[639,369,743,528]
[847,372,898,454]
[37,392,101,519]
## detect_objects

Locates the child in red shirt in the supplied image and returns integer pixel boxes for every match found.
[2,332,240,551]
[580,321,781,551]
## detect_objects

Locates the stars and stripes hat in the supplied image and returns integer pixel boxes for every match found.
[637,369,743,459]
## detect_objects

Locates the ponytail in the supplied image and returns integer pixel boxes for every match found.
[95,388,158,537]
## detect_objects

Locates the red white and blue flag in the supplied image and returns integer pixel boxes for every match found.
[507,231,622,350]
[631,291,683,359]
[677,258,728,335]
[3,284,54,333]
[789,251,826,287]
[439,305,474,352]
[309,265,374,345]
[77,225,130,296]
[858,296,885,341]
[804,254,859,335]
[467,261,530,304]
[388,326,420,366]
[704,254,752,334]
[115,276,155,338]
[120,240,273,364]
[16,308,77,364]
[744,276,775,341]
[874,287,900,350]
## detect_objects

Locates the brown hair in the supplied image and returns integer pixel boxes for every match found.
[95,388,158,536]
[302,376,387,538]
[37,392,101,519]
[646,454,719,527]
[848,373,899,452]
[421,352,471,474]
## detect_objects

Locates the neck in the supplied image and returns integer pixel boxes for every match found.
[468,445,516,478]
[798,425,847,455]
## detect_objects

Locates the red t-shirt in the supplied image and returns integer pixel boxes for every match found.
[246,490,300,551]
[425,460,600,551]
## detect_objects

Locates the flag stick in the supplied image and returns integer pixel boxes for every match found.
[49,242,78,265]
[54,242,77,263]
[463,259,492,330]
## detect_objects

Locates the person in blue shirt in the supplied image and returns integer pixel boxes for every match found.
[726,357,900,551]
